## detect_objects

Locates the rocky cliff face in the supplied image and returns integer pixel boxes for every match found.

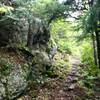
[0,16,50,46]
[0,16,51,99]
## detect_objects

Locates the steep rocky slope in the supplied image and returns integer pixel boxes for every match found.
[0,15,51,100]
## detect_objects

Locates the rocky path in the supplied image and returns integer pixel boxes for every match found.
[35,55,87,100]
[64,56,81,90]
[47,55,86,100]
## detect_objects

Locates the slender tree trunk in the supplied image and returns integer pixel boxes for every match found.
[88,0,98,66]
[91,33,98,65]
[95,0,100,68]
[27,21,33,48]
[95,31,100,68]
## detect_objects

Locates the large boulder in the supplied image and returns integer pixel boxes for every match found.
[0,16,50,47]
[0,51,29,100]
[0,49,51,100]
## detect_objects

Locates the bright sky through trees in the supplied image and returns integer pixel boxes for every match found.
[58,0,80,4]
[58,0,66,4]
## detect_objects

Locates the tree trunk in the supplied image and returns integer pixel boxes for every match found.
[88,0,98,66]
[27,22,33,48]
[91,33,98,66]
[95,31,100,68]
[95,0,100,68]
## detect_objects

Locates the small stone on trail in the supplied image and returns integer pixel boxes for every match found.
[68,84,76,90]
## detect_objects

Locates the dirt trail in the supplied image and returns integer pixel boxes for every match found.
[47,55,86,100]
[35,55,87,100]
[65,55,81,89]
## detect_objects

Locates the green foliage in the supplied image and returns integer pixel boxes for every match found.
[81,41,94,65]
[75,0,100,91]
[0,0,69,25]
[44,59,70,79]
[57,39,71,54]
[76,0,100,38]
[80,40,100,90]
[51,60,70,78]
[81,40,100,76]
[80,66,99,92]
[0,58,13,76]
[50,19,80,54]
[31,0,69,22]
[0,6,14,13]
